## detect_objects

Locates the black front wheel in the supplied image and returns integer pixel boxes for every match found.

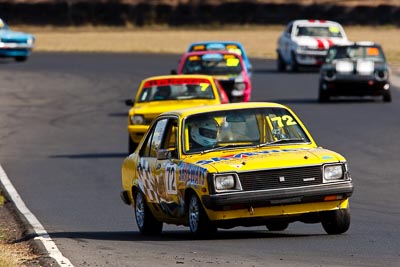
[318,86,330,103]
[383,90,392,102]
[320,209,350,235]
[15,56,28,62]
[290,52,299,72]
[188,194,216,237]
[266,222,289,231]
[277,52,286,72]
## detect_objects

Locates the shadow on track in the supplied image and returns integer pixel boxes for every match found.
[50,152,127,159]
[15,230,322,243]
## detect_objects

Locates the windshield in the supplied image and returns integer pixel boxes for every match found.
[183,107,310,153]
[295,25,343,38]
[137,78,216,102]
[182,54,243,75]
[325,46,385,63]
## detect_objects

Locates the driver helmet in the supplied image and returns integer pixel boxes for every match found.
[190,119,218,147]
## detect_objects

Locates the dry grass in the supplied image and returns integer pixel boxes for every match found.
[0,193,38,267]
[14,25,400,64]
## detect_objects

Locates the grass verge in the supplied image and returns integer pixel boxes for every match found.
[0,190,37,267]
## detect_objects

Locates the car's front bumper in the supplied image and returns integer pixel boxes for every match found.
[295,50,327,66]
[202,181,353,211]
[321,78,390,96]
[0,42,33,56]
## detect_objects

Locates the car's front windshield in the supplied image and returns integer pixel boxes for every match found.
[137,78,216,102]
[183,54,243,75]
[295,25,343,38]
[325,46,385,63]
[183,107,311,154]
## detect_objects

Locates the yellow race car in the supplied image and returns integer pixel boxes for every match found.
[120,102,354,237]
[125,74,229,154]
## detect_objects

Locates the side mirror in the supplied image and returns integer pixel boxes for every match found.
[157,149,171,160]
[170,69,177,75]
[125,99,134,106]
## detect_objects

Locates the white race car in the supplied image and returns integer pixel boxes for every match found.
[277,20,350,71]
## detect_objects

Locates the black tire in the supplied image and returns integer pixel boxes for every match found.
[135,191,163,235]
[266,222,289,231]
[318,86,330,103]
[128,136,137,154]
[277,52,286,72]
[383,90,392,102]
[320,209,350,235]
[290,51,299,72]
[188,194,216,237]
[15,56,27,62]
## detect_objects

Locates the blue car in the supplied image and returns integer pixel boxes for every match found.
[186,41,253,77]
[0,18,35,62]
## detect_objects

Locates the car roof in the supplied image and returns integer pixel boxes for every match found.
[160,102,288,117]
[292,19,342,26]
[181,50,245,60]
[188,41,244,49]
[329,41,382,48]
[142,74,216,83]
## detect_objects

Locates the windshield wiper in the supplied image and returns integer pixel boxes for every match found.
[200,143,251,154]
[257,138,306,148]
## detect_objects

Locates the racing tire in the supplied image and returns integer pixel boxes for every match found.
[188,194,216,237]
[320,209,350,235]
[15,56,28,62]
[128,136,137,155]
[135,191,163,235]
[266,222,289,231]
[290,52,299,72]
[383,90,392,102]
[318,86,330,103]
[277,53,286,72]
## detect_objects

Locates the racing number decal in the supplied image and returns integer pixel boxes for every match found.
[270,115,297,127]
[226,58,240,67]
[165,164,177,195]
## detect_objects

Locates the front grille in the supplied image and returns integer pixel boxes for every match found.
[2,38,27,44]
[238,166,322,191]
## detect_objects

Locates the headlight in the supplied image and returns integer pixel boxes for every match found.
[296,46,308,52]
[375,70,388,81]
[214,174,241,192]
[324,70,336,81]
[27,38,33,45]
[130,115,144,125]
[324,164,344,181]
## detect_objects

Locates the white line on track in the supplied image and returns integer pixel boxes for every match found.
[0,165,74,267]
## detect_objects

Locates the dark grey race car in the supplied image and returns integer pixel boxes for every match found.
[319,42,392,102]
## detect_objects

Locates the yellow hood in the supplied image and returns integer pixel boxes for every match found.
[185,147,345,173]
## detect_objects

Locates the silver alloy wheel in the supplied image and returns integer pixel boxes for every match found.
[189,195,200,233]
[135,192,145,229]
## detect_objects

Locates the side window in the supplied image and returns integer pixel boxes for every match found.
[139,119,168,157]
[160,119,179,159]
[286,24,293,36]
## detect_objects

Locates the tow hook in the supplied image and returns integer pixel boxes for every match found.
[248,206,254,215]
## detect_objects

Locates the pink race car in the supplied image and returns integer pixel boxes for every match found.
[174,51,252,102]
